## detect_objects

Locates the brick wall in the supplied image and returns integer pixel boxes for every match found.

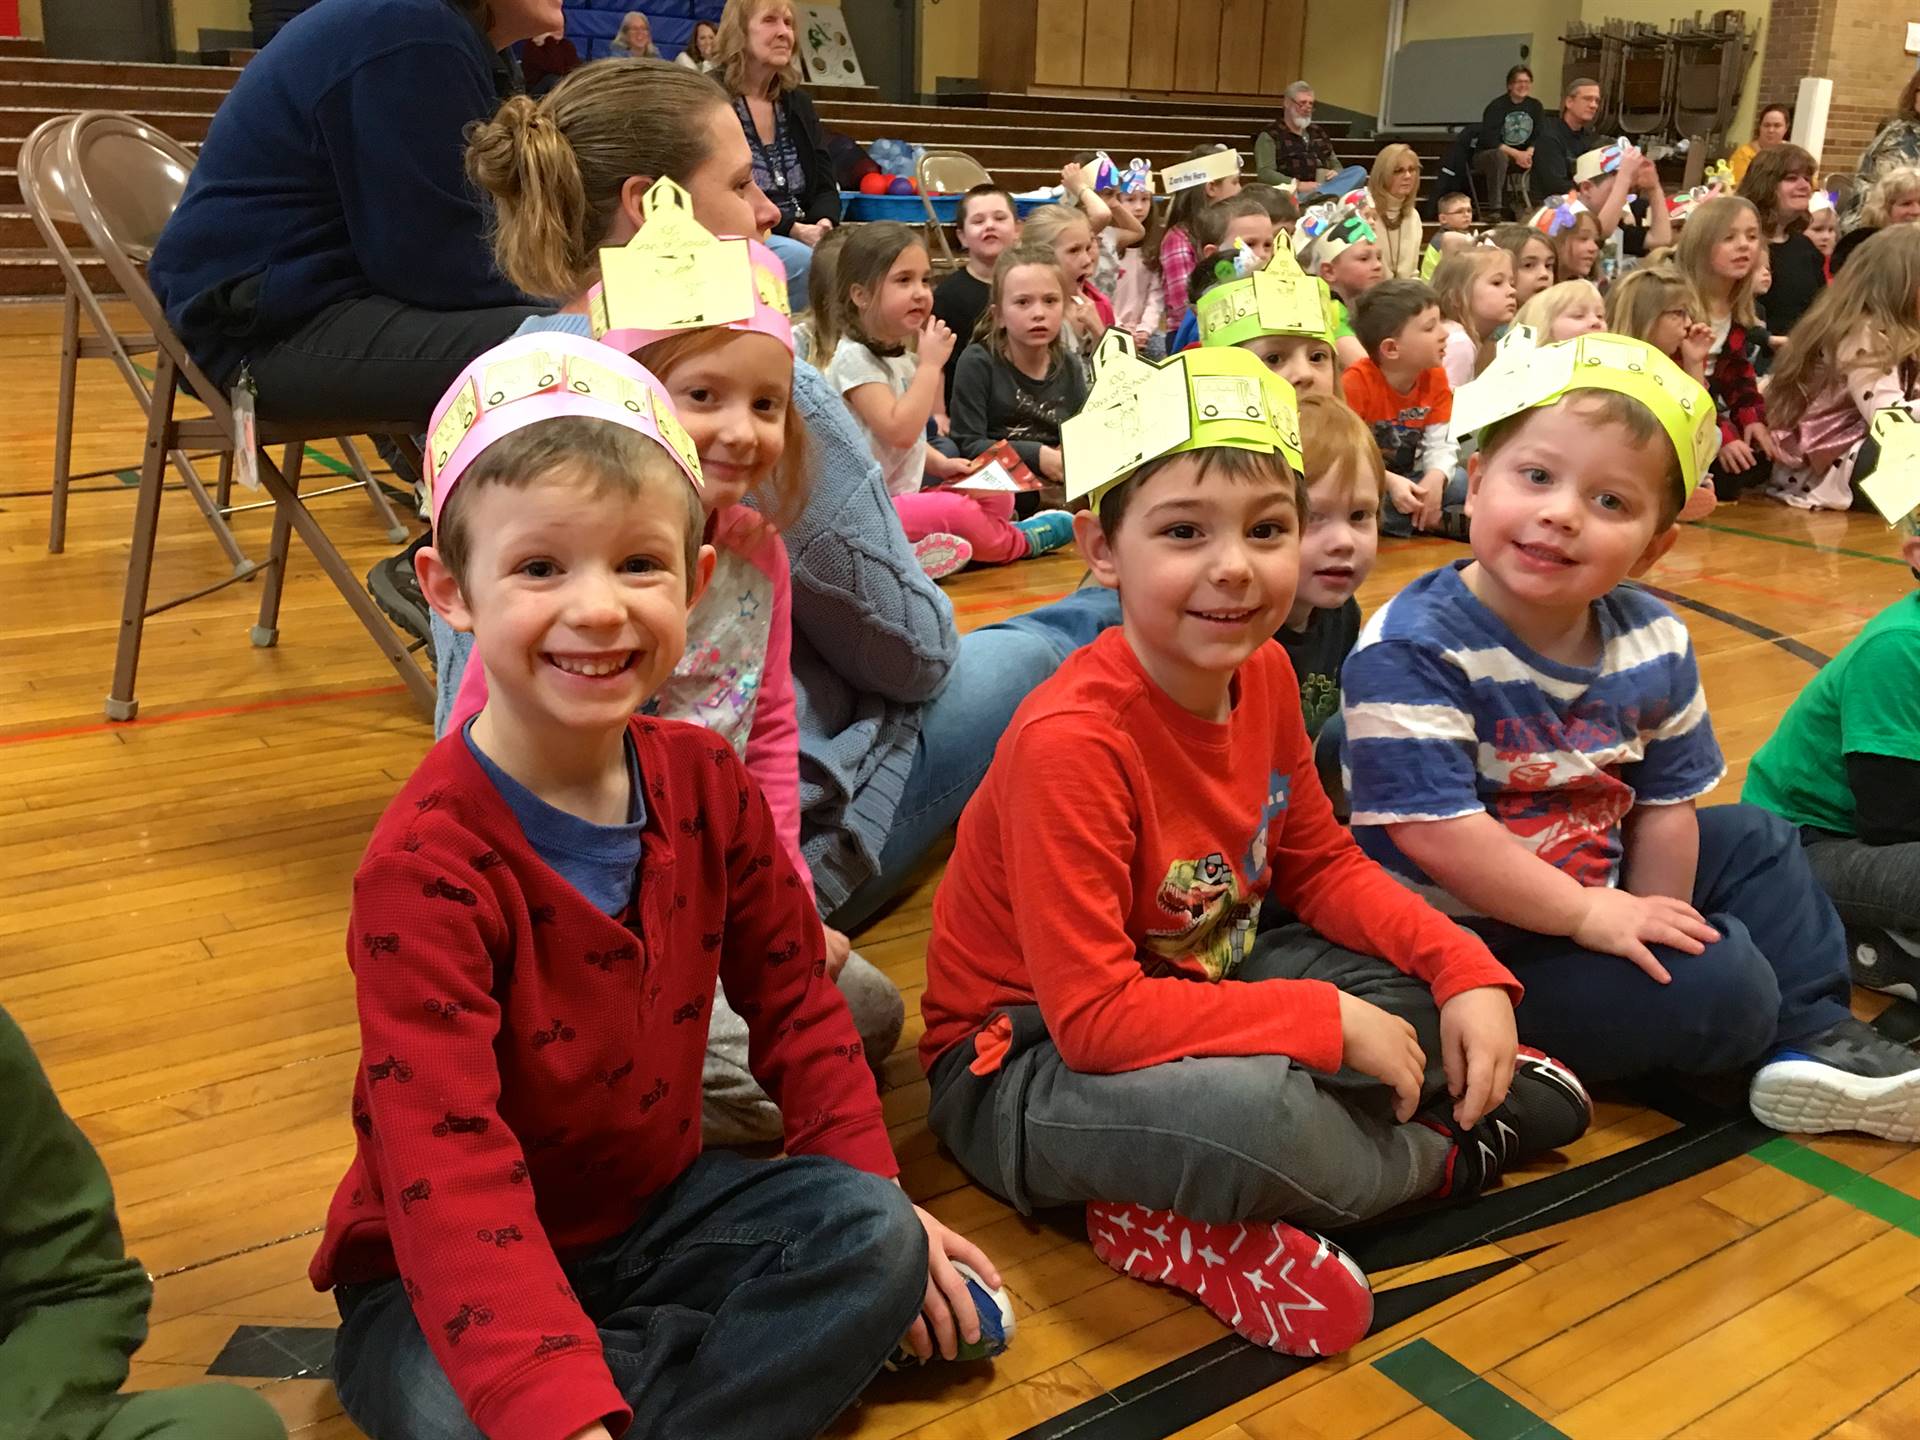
[1758,0,1916,169]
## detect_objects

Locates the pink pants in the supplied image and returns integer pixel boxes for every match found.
[892,489,1027,565]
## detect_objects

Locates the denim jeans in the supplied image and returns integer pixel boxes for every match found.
[826,586,1123,931]
[1801,830,1920,934]
[1494,804,1853,1084]
[764,232,814,314]
[331,1152,926,1440]
[925,923,1450,1229]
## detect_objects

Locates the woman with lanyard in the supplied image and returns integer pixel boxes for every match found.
[712,0,840,309]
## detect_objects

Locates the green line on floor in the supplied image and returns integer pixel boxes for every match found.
[116,469,139,486]
[1752,1136,1920,1236]
[1692,520,1907,568]
[1374,1338,1570,1440]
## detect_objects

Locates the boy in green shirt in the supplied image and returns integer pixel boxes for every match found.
[1744,421,1920,999]
[0,1004,287,1440]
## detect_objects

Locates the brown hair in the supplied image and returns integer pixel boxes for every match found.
[1093,443,1302,535]
[1674,195,1761,327]
[1432,247,1512,351]
[1299,392,1383,501]
[713,0,802,97]
[955,182,1018,233]
[1353,278,1439,358]
[1550,208,1601,281]
[1765,225,1920,429]
[1147,144,1234,270]
[801,225,849,363]
[630,327,813,530]
[1604,264,1701,353]
[1488,222,1555,279]
[1737,143,1817,237]
[436,417,705,588]
[1480,391,1684,529]
[466,60,729,302]
[829,220,925,357]
[1190,193,1273,253]
[976,243,1070,361]
[1240,182,1300,227]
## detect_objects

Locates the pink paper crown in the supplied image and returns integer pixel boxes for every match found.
[425,331,703,537]
[589,235,795,357]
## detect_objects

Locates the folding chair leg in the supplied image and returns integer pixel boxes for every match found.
[251,444,301,647]
[251,448,435,718]
[340,436,409,543]
[167,447,254,576]
[51,287,80,553]
[215,450,232,511]
[105,352,177,721]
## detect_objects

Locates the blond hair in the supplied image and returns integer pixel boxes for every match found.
[1550,209,1601,282]
[1020,203,1093,259]
[1673,195,1761,327]
[1367,143,1422,230]
[1861,167,1920,228]
[1299,392,1383,500]
[1766,225,1920,429]
[1431,247,1512,349]
[1514,278,1602,336]
[466,60,729,302]
[713,0,802,98]
[1604,264,1701,351]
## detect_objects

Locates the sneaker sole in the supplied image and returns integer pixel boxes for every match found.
[1749,1061,1920,1143]
[912,534,973,581]
[366,559,432,648]
[1086,1202,1372,1357]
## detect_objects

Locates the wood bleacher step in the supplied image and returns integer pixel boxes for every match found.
[0,57,243,90]
[0,80,229,113]
[0,247,105,297]
[0,106,213,144]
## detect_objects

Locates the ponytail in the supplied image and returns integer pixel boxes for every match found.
[466,59,731,302]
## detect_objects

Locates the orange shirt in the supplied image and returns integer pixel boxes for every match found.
[920,630,1518,1077]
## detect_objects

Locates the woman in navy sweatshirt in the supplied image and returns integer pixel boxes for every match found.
[148,0,552,426]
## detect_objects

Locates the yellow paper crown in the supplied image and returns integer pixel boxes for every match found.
[1862,408,1920,533]
[1062,334,1303,508]
[1197,242,1337,348]
[1452,328,1720,499]
[591,176,765,339]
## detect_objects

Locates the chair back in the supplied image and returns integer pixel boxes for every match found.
[58,111,227,419]
[917,149,993,199]
[20,114,80,233]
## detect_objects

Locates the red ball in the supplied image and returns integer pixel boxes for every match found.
[859,172,889,195]
[886,177,915,196]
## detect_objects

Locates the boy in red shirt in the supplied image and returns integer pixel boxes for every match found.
[312,334,1002,1440]
[920,340,1590,1359]
[1343,278,1458,538]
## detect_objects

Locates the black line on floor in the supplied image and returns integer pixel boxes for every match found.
[1634,582,1833,669]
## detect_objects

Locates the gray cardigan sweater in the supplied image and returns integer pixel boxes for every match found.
[468,313,959,910]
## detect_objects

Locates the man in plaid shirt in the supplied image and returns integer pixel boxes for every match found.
[1256,82,1367,200]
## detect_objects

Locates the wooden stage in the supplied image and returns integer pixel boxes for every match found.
[7,299,1920,1440]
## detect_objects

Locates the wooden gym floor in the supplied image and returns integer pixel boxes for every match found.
[8,299,1920,1440]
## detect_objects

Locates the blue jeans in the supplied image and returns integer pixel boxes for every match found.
[827,586,1123,931]
[331,1153,926,1440]
[1494,804,1853,1084]
[1315,165,1369,199]
[765,231,814,314]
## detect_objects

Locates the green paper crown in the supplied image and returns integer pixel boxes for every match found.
[1198,242,1337,348]
[1063,334,1303,509]
[1452,328,1720,499]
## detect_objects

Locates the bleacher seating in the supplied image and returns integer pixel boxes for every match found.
[0,39,1450,298]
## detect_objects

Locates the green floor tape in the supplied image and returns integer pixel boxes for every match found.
[1374,1338,1571,1440]
[1693,520,1907,568]
[1752,1135,1920,1236]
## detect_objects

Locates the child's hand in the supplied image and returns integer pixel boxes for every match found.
[1570,888,1720,983]
[919,317,957,369]
[903,1200,1003,1361]
[1337,991,1425,1122]
[1039,445,1065,482]
[1718,438,1755,473]
[1744,422,1780,462]
[924,447,971,482]
[1061,161,1089,196]
[1415,470,1447,531]
[1679,322,1713,377]
[1383,471,1422,517]
[565,1426,614,1440]
[934,410,952,438]
[1438,987,1517,1128]
[1132,326,1154,349]
[822,925,852,980]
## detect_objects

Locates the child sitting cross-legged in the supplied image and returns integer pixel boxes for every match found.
[1343,278,1458,538]
[949,242,1089,503]
[920,338,1593,1360]
[317,335,1009,1440]
[1342,330,1920,1139]
[1745,420,1920,1005]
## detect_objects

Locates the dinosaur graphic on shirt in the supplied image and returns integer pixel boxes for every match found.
[1144,852,1257,980]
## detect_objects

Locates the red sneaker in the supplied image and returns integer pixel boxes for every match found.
[1086,1201,1372,1356]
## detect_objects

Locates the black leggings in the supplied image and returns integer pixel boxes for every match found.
[245,294,546,428]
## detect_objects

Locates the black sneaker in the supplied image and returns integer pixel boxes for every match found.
[1847,925,1920,1002]
[1749,1016,1920,1142]
[368,535,434,663]
[1422,1047,1593,1198]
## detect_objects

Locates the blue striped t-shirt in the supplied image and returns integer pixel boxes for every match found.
[1342,561,1724,920]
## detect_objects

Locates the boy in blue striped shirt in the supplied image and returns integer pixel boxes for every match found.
[1342,332,1920,1142]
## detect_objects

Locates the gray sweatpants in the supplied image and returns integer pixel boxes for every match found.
[926,925,1451,1231]
[703,952,906,1145]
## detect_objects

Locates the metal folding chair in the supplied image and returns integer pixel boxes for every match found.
[916,149,994,265]
[56,110,433,721]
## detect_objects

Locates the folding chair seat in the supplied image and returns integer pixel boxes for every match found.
[55,110,433,722]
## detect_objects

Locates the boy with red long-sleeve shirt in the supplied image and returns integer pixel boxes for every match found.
[312,334,1001,1440]
[921,341,1592,1360]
